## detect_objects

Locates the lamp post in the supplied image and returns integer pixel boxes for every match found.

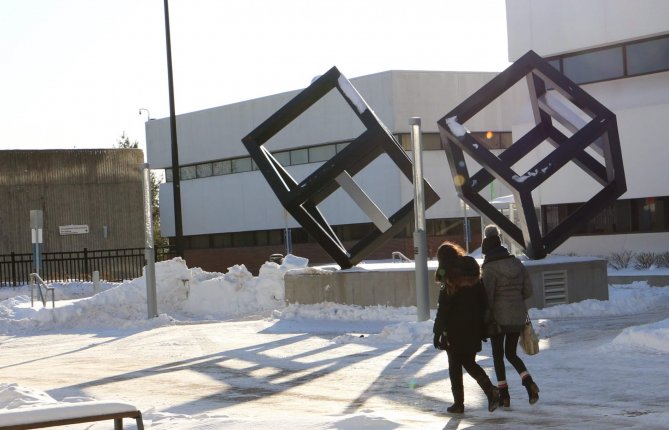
[462,199,470,254]
[138,108,151,161]
[410,117,430,322]
[163,0,184,258]
[139,108,151,120]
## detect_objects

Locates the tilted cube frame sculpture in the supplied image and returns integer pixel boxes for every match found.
[243,66,439,269]
[437,50,626,259]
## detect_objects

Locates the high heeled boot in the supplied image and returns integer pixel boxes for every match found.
[479,380,500,412]
[447,386,464,413]
[522,375,540,404]
[498,382,510,407]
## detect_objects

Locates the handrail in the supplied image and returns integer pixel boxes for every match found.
[392,251,413,263]
[30,273,55,308]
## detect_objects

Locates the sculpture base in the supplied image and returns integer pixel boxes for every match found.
[284,256,609,310]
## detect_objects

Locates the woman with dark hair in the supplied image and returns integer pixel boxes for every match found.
[481,225,540,407]
[433,241,499,414]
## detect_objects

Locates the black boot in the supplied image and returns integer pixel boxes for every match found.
[480,380,499,412]
[522,375,540,405]
[447,386,464,414]
[498,384,510,408]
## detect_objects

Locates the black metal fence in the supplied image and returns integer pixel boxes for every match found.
[0,247,176,286]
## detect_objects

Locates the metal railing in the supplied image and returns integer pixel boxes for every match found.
[0,247,175,286]
[30,273,55,308]
[392,251,413,263]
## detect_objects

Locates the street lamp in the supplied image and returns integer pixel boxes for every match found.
[139,108,151,120]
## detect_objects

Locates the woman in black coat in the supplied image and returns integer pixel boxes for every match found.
[433,241,499,414]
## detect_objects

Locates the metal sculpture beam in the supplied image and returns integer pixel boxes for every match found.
[437,50,626,259]
[243,66,439,269]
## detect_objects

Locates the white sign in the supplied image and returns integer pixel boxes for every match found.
[59,224,89,235]
[31,228,43,244]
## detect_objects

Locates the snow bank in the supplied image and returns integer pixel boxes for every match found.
[0,256,303,335]
[2,257,668,354]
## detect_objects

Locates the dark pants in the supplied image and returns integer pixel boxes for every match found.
[447,350,490,401]
[491,332,527,382]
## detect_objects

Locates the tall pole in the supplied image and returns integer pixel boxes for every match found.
[163,0,184,258]
[410,117,430,322]
[143,163,158,318]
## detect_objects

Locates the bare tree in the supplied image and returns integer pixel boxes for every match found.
[116,134,168,247]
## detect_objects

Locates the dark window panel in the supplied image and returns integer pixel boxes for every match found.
[627,36,669,75]
[563,47,624,84]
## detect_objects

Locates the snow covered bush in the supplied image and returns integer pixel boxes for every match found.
[634,252,657,270]
[607,250,634,270]
[657,251,669,268]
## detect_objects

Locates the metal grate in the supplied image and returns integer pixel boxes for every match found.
[542,270,568,306]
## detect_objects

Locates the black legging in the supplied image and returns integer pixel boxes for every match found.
[490,332,527,382]
[447,350,489,395]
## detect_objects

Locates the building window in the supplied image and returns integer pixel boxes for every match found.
[196,163,213,178]
[336,142,349,153]
[563,47,624,84]
[546,33,669,85]
[272,151,291,166]
[212,233,232,248]
[290,148,309,165]
[180,165,197,180]
[231,157,253,173]
[309,144,337,163]
[542,196,669,236]
[627,36,669,75]
[166,141,355,182]
[232,231,254,246]
[213,160,232,176]
[188,234,211,249]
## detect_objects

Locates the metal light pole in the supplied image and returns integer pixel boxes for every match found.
[143,163,158,318]
[462,200,470,253]
[410,117,430,322]
[163,0,185,258]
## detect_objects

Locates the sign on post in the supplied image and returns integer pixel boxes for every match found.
[30,210,44,275]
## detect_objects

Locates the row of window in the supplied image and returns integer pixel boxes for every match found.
[181,195,667,251]
[542,196,669,235]
[180,217,478,250]
[165,132,512,182]
[165,141,351,182]
[546,33,669,85]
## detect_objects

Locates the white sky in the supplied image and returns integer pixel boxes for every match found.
[1,257,668,429]
[0,0,510,154]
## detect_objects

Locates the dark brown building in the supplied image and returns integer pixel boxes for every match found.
[0,149,145,254]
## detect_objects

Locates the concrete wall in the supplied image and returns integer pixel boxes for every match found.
[509,72,669,205]
[285,268,442,309]
[0,149,145,253]
[506,0,669,60]
[146,70,508,169]
[147,70,514,237]
[523,258,609,308]
[285,258,608,310]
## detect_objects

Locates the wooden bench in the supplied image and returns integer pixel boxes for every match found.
[0,400,144,430]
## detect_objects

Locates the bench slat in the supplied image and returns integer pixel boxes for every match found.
[0,401,143,430]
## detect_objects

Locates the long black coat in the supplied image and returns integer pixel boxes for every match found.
[433,281,487,354]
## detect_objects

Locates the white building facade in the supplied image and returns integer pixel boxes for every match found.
[146,0,669,272]
[505,0,669,256]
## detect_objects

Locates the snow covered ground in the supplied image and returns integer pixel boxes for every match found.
[1,256,668,429]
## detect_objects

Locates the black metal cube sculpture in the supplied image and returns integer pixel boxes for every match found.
[437,50,626,259]
[243,66,439,269]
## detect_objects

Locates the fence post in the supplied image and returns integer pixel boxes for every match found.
[83,248,89,281]
[11,252,17,287]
